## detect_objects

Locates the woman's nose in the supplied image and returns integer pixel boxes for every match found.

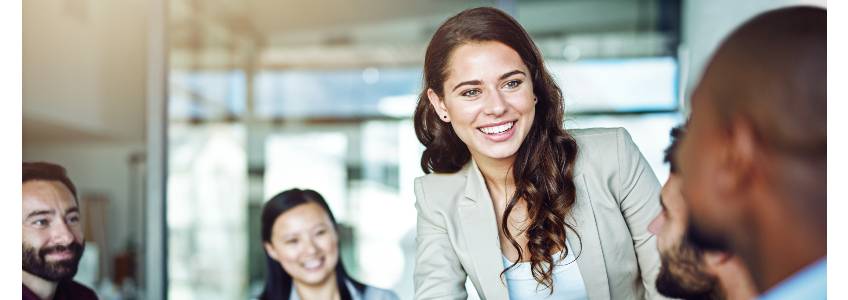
[302,238,319,254]
[483,90,507,116]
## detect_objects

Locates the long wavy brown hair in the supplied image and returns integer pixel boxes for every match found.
[413,7,580,291]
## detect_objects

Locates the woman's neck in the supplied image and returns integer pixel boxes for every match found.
[293,272,341,300]
[474,155,516,196]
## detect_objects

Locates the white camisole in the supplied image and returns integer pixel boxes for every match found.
[501,240,588,300]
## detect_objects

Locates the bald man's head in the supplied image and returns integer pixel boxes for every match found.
[699,6,825,158]
[678,7,827,290]
[698,6,825,218]
[678,7,826,290]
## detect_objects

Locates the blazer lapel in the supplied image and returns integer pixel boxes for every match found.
[568,174,611,300]
[457,163,611,300]
[458,160,510,300]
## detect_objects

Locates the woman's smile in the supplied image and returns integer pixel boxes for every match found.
[477,120,517,142]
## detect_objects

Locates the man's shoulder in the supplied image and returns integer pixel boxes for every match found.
[57,280,99,300]
[23,284,39,300]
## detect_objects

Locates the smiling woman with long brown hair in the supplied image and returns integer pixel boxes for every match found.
[412,7,666,300]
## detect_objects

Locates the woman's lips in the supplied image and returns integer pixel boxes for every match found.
[301,256,325,271]
[478,121,516,142]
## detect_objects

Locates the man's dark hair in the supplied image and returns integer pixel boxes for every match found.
[23,162,78,202]
[664,125,686,174]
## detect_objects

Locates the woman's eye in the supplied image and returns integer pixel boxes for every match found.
[316,229,326,236]
[504,79,522,89]
[284,239,298,245]
[461,89,481,97]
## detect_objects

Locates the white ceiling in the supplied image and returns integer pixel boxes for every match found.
[23,0,669,144]
[169,0,666,69]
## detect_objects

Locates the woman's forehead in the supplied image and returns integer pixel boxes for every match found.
[444,41,528,81]
[272,202,332,234]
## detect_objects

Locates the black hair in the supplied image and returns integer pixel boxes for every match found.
[664,125,686,174]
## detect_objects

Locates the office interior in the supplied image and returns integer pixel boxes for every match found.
[21,0,826,299]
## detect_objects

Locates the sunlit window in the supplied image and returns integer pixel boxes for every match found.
[168,124,248,299]
[550,57,679,113]
[254,68,421,119]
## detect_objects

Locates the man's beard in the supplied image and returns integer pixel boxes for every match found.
[686,216,732,252]
[23,241,84,281]
[656,235,723,300]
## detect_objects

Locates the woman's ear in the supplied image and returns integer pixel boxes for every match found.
[264,242,279,262]
[427,88,450,122]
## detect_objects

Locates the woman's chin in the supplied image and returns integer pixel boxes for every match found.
[474,147,520,161]
[295,269,334,286]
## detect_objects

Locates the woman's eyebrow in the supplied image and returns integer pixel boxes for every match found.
[450,70,525,92]
[499,70,525,80]
[452,80,482,92]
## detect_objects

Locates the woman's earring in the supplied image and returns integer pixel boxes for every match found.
[534,97,538,104]
[442,115,448,119]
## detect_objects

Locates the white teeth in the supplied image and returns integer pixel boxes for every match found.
[303,259,322,269]
[479,122,514,134]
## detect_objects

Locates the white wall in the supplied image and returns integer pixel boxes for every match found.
[23,0,149,141]
[681,0,827,110]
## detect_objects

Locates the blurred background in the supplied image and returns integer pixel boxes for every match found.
[22,0,825,299]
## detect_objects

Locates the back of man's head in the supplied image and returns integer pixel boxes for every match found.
[700,6,825,223]
[704,6,825,157]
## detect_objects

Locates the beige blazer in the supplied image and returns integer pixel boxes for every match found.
[413,127,666,300]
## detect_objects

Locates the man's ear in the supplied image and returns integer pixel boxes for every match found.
[717,118,757,193]
[703,250,732,267]
[715,119,757,194]
[427,88,450,122]
[263,242,279,262]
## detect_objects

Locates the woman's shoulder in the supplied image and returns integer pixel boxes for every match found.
[414,167,469,184]
[414,163,470,192]
[569,126,642,152]
[359,284,400,300]
[567,127,628,147]
[567,127,641,175]
[413,162,473,212]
